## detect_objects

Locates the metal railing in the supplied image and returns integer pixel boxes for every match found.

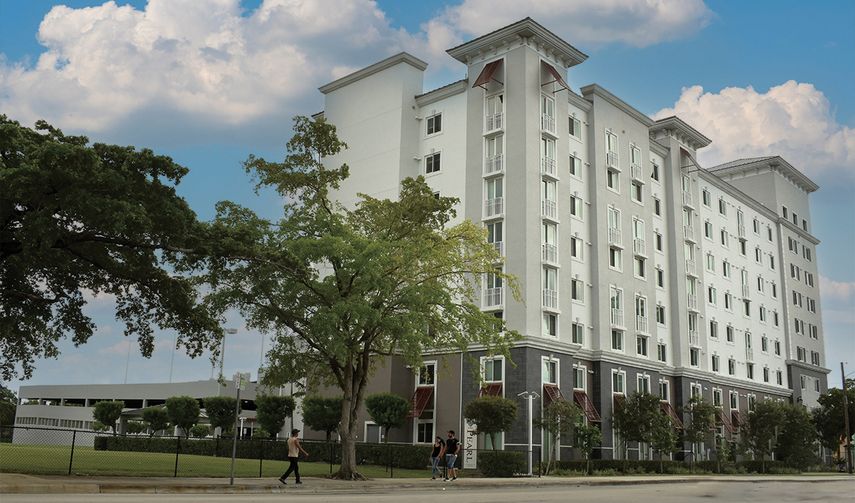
[631,163,643,180]
[682,191,693,207]
[485,113,503,132]
[484,154,503,175]
[685,260,697,276]
[541,114,556,134]
[610,308,624,327]
[491,241,504,256]
[633,238,646,256]
[541,199,557,220]
[484,287,503,307]
[608,227,622,246]
[745,347,754,361]
[737,224,746,239]
[742,284,750,298]
[636,315,648,333]
[687,294,699,311]
[540,157,557,178]
[542,289,558,309]
[689,331,700,347]
[542,243,558,264]
[606,151,618,169]
[683,225,695,241]
[484,197,504,218]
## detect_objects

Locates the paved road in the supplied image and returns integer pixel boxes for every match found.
[3,481,853,503]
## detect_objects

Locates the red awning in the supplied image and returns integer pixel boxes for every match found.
[472,60,503,89]
[408,386,434,418]
[613,394,626,410]
[573,390,601,422]
[479,382,503,397]
[541,61,569,93]
[717,408,735,435]
[731,410,743,428]
[543,384,562,405]
[660,401,684,429]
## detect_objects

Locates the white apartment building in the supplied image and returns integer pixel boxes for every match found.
[309,18,828,461]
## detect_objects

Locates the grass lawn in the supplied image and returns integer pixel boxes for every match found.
[0,443,426,479]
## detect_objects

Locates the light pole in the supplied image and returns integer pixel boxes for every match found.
[842,362,852,475]
[215,328,238,381]
[229,372,248,485]
[517,390,540,476]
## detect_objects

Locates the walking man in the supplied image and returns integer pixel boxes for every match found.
[444,430,460,481]
[279,429,309,485]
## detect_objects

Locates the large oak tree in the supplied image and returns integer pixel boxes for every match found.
[202,116,520,479]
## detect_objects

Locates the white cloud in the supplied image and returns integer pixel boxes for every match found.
[0,0,714,145]
[820,275,855,304]
[654,81,855,177]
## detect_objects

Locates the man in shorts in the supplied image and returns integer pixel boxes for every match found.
[444,430,460,481]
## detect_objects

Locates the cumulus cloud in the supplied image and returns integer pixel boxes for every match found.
[820,275,855,304]
[654,81,855,177]
[0,0,713,145]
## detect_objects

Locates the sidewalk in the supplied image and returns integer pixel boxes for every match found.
[1,472,851,495]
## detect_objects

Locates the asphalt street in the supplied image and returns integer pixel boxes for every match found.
[3,481,853,503]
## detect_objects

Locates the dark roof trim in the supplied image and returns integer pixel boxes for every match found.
[415,79,467,107]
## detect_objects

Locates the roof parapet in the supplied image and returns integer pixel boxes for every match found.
[319,52,428,94]
[649,116,712,150]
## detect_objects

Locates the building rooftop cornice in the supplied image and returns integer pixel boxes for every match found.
[567,89,592,112]
[415,79,467,107]
[447,17,588,68]
[649,116,712,150]
[319,52,428,94]
[579,83,654,127]
[710,156,819,194]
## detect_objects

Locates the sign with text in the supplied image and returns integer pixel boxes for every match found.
[463,420,478,469]
[233,372,250,390]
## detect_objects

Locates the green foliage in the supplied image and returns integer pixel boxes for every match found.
[141,407,170,436]
[813,379,855,455]
[92,421,110,432]
[573,421,602,475]
[301,395,342,441]
[650,412,679,471]
[126,421,146,435]
[165,396,200,437]
[478,450,526,477]
[0,384,16,428]
[203,396,237,436]
[92,401,124,435]
[683,396,716,465]
[775,402,819,469]
[364,393,410,442]
[190,424,211,439]
[740,400,785,472]
[0,115,221,381]
[534,399,580,474]
[255,395,295,439]
[200,115,521,478]
[464,396,517,450]
[612,392,666,445]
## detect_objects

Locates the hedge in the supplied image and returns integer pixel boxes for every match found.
[478,450,526,477]
[552,458,822,474]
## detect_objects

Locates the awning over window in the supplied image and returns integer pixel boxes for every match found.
[543,384,562,405]
[472,60,503,89]
[573,390,601,422]
[613,394,626,410]
[541,61,569,93]
[731,410,743,428]
[408,386,434,418]
[660,401,684,429]
[717,408,735,435]
[479,382,503,397]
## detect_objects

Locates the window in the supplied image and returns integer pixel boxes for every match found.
[485,177,503,208]
[729,391,738,409]
[425,152,441,174]
[636,335,648,357]
[571,279,584,302]
[485,93,504,130]
[631,181,643,203]
[690,348,700,367]
[541,94,555,131]
[570,195,583,219]
[753,218,759,234]
[656,305,665,325]
[722,260,731,278]
[726,325,734,343]
[655,232,663,252]
[690,383,702,399]
[747,364,754,380]
[569,116,582,140]
[755,247,762,264]
[720,229,729,247]
[777,370,783,386]
[724,293,732,310]
[572,322,584,344]
[569,155,581,177]
[728,358,736,375]
[606,130,618,156]
[713,388,723,407]
[611,330,624,351]
[654,197,661,216]
[574,366,586,390]
[612,370,626,394]
[739,239,747,256]
[656,268,664,288]
[543,359,558,385]
[609,246,622,270]
[417,422,434,443]
[607,167,620,191]
[418,362,436,385]
[483,357,503,382]
[657,342,667,362]
[704,221,713,239]
[782,206,788,219]
[774,340,781,356]
[543,312,557,337]
[426,113,442,135]
[719,198,727,215]
[634,257,646,279]
[706,253,715,272]
[763,367,770,383]
[637,374,651,393]
[702,189,711,206]
[711,354,720,372]
[709,320,718,338]
[651,161,660,181]
[761,336,768,352]
[773,310,779,327]
[659,380,670,400]
[486,222,503,255]
[570,236,583,260]
[767,227,773,241]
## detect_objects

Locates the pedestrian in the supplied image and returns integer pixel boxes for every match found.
[279,429,309,485]
[444,430,460,481]
[430,436,445,480]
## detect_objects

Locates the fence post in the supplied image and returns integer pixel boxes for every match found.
[258,439,264,478]
[68,430,77,476]
[390,444,394,479]
[174,436,180,477]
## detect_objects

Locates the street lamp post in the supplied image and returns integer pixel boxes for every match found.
[215,328,238,381]
[517,391,540,476]
[842,362,852,475]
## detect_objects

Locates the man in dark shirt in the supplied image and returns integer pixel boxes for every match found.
[444,430,460,481]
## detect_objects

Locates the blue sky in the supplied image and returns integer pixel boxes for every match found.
[1,0,853,392]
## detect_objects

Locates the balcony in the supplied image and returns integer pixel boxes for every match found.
[542,289,558,310]
[633,238,646,256]
[483,287,503,308]
[685,259,697,276]
[485,113,504,132]
[742,284,750,298]
[541,157,557,178]
[610,308,624,327]
[737,224,746,239]
[606,151,619,169]
[688,330,700,347]
[491,241,504,257]
[541,114,556,135]
[682,191,694,208]
[687,294,699,311]
[636,315,649,334]
[484,154,503,175]
[541,199,558,221]
[542,243,558,264]
[683,225,696,242]
[608,227,623,247]
[484,197,504,219]
[745,347,754,361]
[631,163,643,181]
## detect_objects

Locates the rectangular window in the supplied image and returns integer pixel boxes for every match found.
[654,197,661,216]
[747,364,754,380]
[543,359,557,384]
[426,113,442,135]
[709,320,718,338]
[631,181,643,203]
[713,388,723,407]
[655,232,663,252]
[543,312,557,337]
[651,161,660,181]
[719,198,727,215]
[572,322,584,344]
[730,391,738,409]
[636,335,648,357]
[425,152,441,174]
[726,325,734,343]
[611,330,624,351]
[690,348,699,367]
[569,116,582,140]
[574,366,586,390]
[728,358,736,375]
[763,367,770,383]
[777,370,783,386]
[607,167,620,191]
[659,380,670,400]
[702,189,711,206]
[571,279,584,302]
[657,343,667,362]
[570,236,583,260]
[612,370,625,394]
[774,340,781,356]
[569,155,581,177]
[570,195,583,218]
[711,355,720,372]
[609,246,622,270]
[483,357,503,382]
[636,374,650,393]
[656,305,665,325]
[656,268,664,288]
[704,221,713,239]
[634,257,646,279]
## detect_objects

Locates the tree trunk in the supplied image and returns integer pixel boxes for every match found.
[659,451,663,474]
[333,361,369,480]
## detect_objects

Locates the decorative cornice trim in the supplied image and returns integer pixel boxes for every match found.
[579,84,654,127]
[415,79,467,107]
[319,52,428,94]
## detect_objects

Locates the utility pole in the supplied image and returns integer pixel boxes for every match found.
[218,328,238,381]
[517,391,540,476]
[229,372,248,485]
[842,362,852,475]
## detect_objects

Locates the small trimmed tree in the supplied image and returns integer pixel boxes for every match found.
[534,399,581,474]
[126,421,146,435]
[190,424,211,439]
[741,400,785,473]
[611,392,663,463]
[650,413,679,473]
[573,421,602,475]
[142,407,169,437]
[464,395,517,450]
[92,400,124,436]
[302,396,343,442]
[165,396,200,438]
[683,396,716,469]
[776,402,819,469]
[365,393,410,443]
[255,395,296,439]
[204,396,238,437]
[813,379,855,464]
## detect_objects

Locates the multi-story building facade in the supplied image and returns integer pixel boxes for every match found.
[309,18,828,463]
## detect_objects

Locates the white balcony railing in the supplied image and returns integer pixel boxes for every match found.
[541,114,556,134]
[683,225,695,242]
[483,287,503,308]
[484,154,503,175]
[542,243,558,264]
[608,227,622,246]
[633,238,646,256]
[745,347,754,361]
[742,284,750,298]
[685,259,697,276]
[689,331,700,347]
[682,191,693,208]
[540,157,557,178]
[542,289,558,309]
[738,224,746,239]
[631,163,643,181]
[636,315,649,334]
[541,199,557,220]
[484,197,504,218]
[687,294,699,311]
[610,308,624,327]
[491,241,504,256]
[485,113,504,132]
[606,151,618,169]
